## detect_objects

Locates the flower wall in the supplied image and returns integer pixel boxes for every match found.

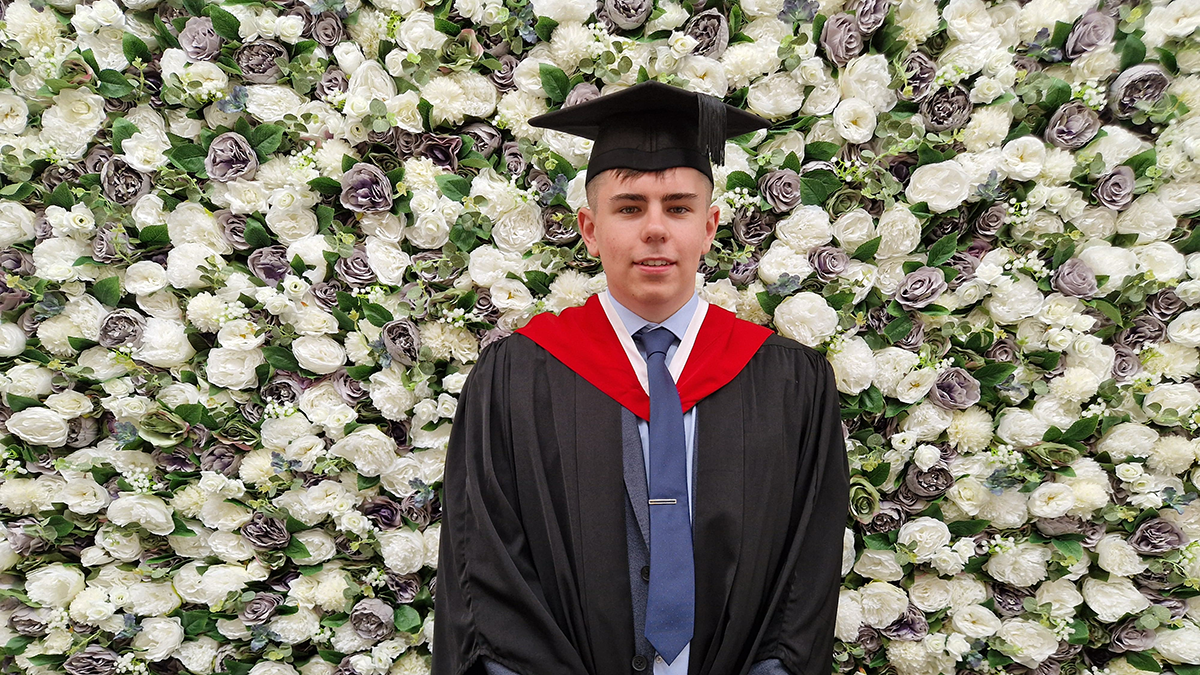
[0,0,1199,673]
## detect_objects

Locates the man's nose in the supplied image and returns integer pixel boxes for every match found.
[642,203,668,241]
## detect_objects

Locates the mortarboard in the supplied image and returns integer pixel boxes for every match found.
[528,81,771,185]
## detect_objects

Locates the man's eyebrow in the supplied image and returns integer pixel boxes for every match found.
[607,192,700,203]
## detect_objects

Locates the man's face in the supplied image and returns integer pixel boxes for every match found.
[577,167,719,322]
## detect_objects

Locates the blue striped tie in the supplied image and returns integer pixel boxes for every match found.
[634,326,694,664]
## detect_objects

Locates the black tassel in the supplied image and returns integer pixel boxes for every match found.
[696,93,725,165]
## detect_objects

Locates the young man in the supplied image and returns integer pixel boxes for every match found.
[433,82,850,675]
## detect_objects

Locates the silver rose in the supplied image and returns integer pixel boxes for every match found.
[340,163,394,213]
[99,308,146,349]
[1044,100,1101,149]
[350,598,397,641]
[919,85,972,132]
[63,644,119,675]
[205,132,259,183]
[382,318,421,366]
[179,17,223,62]
[235,40,287,84]
[604,0,652,30]
[929,367,981,410]
[1050,258,1099,299]
[819,13,864,68]
[898,51,937,102]
[684,9,730,59]
[100,158,151,206]
[1065,10,1116,60]
[240,512,291,551]
[1094,165,1135,210]
[240,592,283,625]
[758,169,802,214]
[895,266,947,310]
[1128,517,1184,555]
[1109,63,1171,119]
[851,0,890,35]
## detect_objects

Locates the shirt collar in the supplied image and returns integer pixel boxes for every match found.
[605,289,700,344]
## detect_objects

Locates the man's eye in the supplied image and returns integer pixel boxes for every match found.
[619,206,639,214]
[670,206,690,214]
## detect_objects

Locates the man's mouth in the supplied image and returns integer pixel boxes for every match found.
[636,259,674,267]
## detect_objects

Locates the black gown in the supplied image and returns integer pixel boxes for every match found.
[432,330,850,675]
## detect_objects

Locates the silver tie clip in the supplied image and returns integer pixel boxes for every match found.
[648,499,677,505]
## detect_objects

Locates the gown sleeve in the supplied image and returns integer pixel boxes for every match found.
[756,347,851,675]
[431,338,589,675]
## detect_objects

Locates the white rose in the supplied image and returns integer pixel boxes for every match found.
[833,97,877,143]
[1116,193,1177,243]
[835,589,864,641]
[364,237,411,286]
[61,478,110,514]
[1000,136,1046,181]
[1096,533,1149,577]
[1026,482,1075,518]
[984,542,1050,587]
[757,240,813,285]
[828,336,875,394]
[908,573,952,611]
[108,494,176,535]
[773,292,838,346]
[839,54,897,112]
[775,205,832,253]
[1083,577,1151,622]
[1035,578,1084,619]
[1156,622,1200,664]
[205,347,265,390]
[854,549,905,581]
[906,160,971,213]
[378,528,427,574]
[132,616,184,661]
[1145,383,1200,424]
[291,336,346,375]
[859,581,910,627]
[329,426,399,477]
[1168,310,1200,348]
[897,517,952,562]
[997,618,1059,667]
[133,318,196,368]
[5,407,70,447]
[951,604,1002,638]
[875,206,921,258]
[0,201,35,246]
[747,71,805,119]
[24,563,86,607]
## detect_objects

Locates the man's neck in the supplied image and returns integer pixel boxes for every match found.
[606,289,693,324]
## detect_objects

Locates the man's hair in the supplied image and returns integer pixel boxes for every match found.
[584,167,715,210]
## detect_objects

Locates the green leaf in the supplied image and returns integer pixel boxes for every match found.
[262,346,301,372]
[434,16,462,36]
[1091,299,1124,327]
[852,236,881,262]
[1063,416,1099,442]
[926,232,958,267]
[138,224,170,246]
[91,276,121,307]
[168,144,208,174]
[865,462,890,486]
[725,171,757,191]
[539,63,570,104]
[1120,34,1147,72]
[123,32,152,64]
[534,16,558,42]
[799,169,840,205]
[884,315,913,342]
[5,394,40,412]
[111,118,140,154]
[363,302,393,327]
[805,141,839,162]
[973,362,1017,387]
[242,219,272,248]
[207,5,242,42]
[948,519,990,536]
[47,181,74,209]
[96,69,133,98]
[757,291,785,317]
[435,173,472,202]
[1123,651,1160,673]
[251,124,284,156]
[171,513,197,537]
[309,176,342,195]
[393,605,422,633]
[284,536,311,559]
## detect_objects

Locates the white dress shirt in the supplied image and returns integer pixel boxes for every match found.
[604,289,699,674]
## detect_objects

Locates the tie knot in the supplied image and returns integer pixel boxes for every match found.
[635,326,676,358]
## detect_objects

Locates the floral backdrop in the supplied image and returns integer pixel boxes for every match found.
[0,0,1199,672]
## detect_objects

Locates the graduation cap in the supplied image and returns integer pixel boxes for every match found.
[528,81,770,185]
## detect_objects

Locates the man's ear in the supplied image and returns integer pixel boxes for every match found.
[702,203,719,254]
[578,206,600,257]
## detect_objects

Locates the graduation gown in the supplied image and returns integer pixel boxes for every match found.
[432,294,850,675]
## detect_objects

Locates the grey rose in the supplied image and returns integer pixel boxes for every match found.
[992,585,1033,614]
[91,224,130,264]
[974,202,1007,238]
[83,145,114,174]
[684,9,730,59]
[63,644,118,675]
[1129,517,1184,555]
[852,0,890,34]
[240,592,283,625]
[732,207,776,247]
[1050,258,1099,299]
[1044,100,1101,149]
[1066,10,1116,59]
[1111,344,1142,381]
[0,248,34,275]
[350,598,396,641]
[929,367,981,410]
[100,158,151,206]
[180,17,223,62]
[332,369,369,405]
[1035,515,1085,537]
[1109,618,1156,653]
[235,40,287,84]
[263,374,303,405]
[386,571,422,603]
[310,12,346,48]
[542,205,580,245]
[809,245,849,282]
[315,67,349,101]
[205,132,259,183]
[335,245,376,287]
[461,122,502,158]
[820,13,864,67]
[1147,289,1184,321]
[904,463,954,499]
[729,252,761,285]
[416,134,462,172]
[240,512,291,550]
[880,604,929,641]
[360,495,404,530]
[919,85,972,132]
[1095,166,1135,210]
[898,51,937,102]
[759,169,802,213]
[564,82,601,108]
[604,0,652,30]
[382,318,421,366]
[248,245,291,286]
[487,54,520,93]
[895,266,947,310]
[10,605,50,636]
[199,443,242,476]
[340,163,394,213]
[860,500,906,535]
[1117,314,1167,350]
[217,210,252,251]
[99,309,146,349]
[1109,64,1171,119]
